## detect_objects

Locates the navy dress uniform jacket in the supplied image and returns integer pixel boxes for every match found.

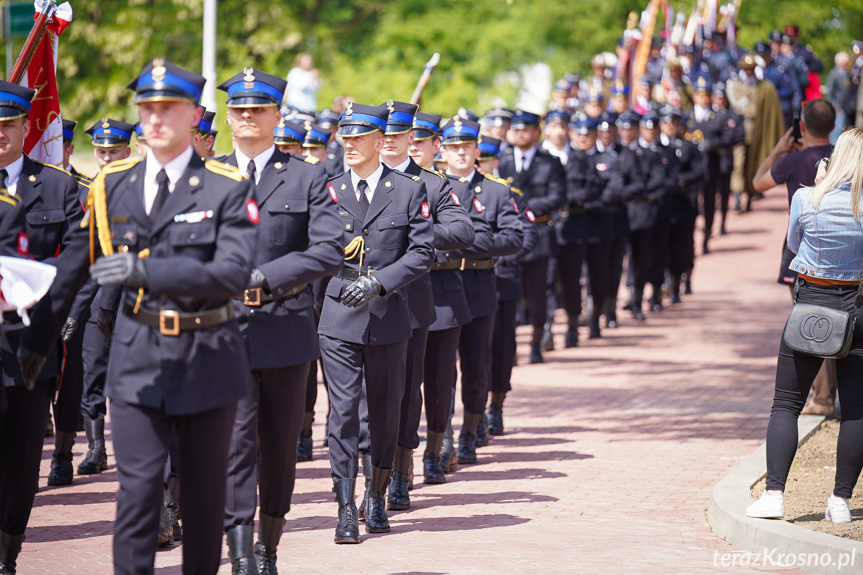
[447,171,522,319]
[317,165,435,346]
[664,138,706,224]
[219,150,344,369]
[558,148,621,245]
[2,156,85,388]
[498,146,566,263]
[400,159,475,331]
[627,143,667,231]
[495,186,539,303]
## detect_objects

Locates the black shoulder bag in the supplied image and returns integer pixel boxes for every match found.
[782,279,863,359]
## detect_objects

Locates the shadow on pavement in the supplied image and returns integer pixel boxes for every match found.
[27,519,113,542]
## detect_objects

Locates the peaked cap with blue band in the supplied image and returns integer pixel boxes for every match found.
[337,103,388,137]
[317,108,340,129]
[303,121,330,147]
[62,119,77,142]
[597,112,618,132]
[441,115,481,144]
[127,58,206,104]
[412,112,442,141]
[218,68,286,108]
[569,112,598,134]
[510,109,541,129]
[0,80,35,121]
[478,136,502,160]
[483,107,514,127]
[274,119,307,145]
[198,110,216,135]
[85,118,135,147]
[383,100,419,135]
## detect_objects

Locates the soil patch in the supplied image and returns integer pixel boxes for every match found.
[752,419,863,540]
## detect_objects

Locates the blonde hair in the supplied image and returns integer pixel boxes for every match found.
[809,128,863,220]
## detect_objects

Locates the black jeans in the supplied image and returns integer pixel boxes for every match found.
[766,280,863,498]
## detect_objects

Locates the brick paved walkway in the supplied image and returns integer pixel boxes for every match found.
[21,191,805,574]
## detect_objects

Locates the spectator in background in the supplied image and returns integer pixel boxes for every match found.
[284,52,321,112]
[753,99,837,417]
[827,52,850,143]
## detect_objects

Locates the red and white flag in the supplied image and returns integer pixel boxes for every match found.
[20,1,72,166]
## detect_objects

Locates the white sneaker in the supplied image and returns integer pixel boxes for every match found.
[825,494,852,523]
[746,490,785,519]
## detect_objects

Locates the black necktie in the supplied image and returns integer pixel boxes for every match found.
[246,160,256,184]
[357,180,369,215]
[0,169,7,193]
[150,169,170,222]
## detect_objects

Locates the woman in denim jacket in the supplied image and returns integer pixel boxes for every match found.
[748,128,863,523]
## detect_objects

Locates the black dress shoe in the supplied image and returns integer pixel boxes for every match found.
[296,431,313,462]
[475,413,490,447]
[529,343,543,364]
[565,329,578,348]
[365,467,391,533]
[332,479,360,544]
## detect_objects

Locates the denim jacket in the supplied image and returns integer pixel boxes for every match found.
[787,182,863,281]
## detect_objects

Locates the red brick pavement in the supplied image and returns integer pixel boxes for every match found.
[21,191,807,574]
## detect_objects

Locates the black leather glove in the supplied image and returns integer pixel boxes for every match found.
[61,317,79,342]
[341,276,383,308]
[17,346,46,391]
[248,268,268,290]
[90,253,148,288]
[96,307,116,340]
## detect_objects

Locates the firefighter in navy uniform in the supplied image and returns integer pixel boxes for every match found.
[0,80,87,574]
[441,116,522,464]
[480,136,538,436]
[318,108,345,177]
[497,110,565,363]
[215,68,343,574]
[710,83,745,236]
[19,60,258,575]
[318,103,434,543]
[273,118,306,156]
[374,100,477,507]
[658,106,705,302]
[60,119,86,179]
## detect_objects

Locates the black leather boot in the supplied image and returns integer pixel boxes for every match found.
[47,431,75,486]
[157,486,174,548]
[630,287,646,321]
[457,412,482,465]
[387,447,411,511]
[475,412,490,447]
[539,320,554,352]
[588,317,601,339]
[77,417,107,475]
[669,275,682,304]
[332,479,360,544]
[297,412,314,462]
[439,419,457,473]
[0,531,23,575]
[422,431,446,484]
[226,525,255,574]
[165,476,182,541]
[255,513,285,575]
[357,453,371,522]
[488,392,505,435]
[365,467,391,533]
[565,326,579,348]
[529,325,544,363]
[683,269,693,295]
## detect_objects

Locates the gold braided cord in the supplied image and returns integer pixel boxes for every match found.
[132,248,151,314]
[344,236,365,271]
[88,172,114,263]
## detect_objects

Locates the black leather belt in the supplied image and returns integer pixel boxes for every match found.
[122,301,233,336]
[432,259,462,271]
[534,214,551,224]
[461,258,494,270]
[336,267,376,281]
[239,283,307,306]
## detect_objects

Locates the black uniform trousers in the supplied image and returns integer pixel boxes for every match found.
[225,363,309,528]
[54,329,84,433]
[521,260,549,329]
[668,217,695,276]
[649,223,671,291]
[605,234,627,310]
[558,243,611,326]
[321,335,407,479]
[701,155,722,237]
[423,326,462,433]
[305,312,330,415]
[458,314,495,415]
[627,229,654,302]
[491,299,518,395]
[0,380,52,534]
[80,320,110,420]
[397,327,429,450]
[111,399,236,575]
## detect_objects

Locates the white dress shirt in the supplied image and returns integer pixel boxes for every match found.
[542,140,568,166]
[350,162,384,203]
[0,155,24,196]
[143,146,194,215]
[383,156,411,173]
[235,145,276,184]
[693,105,711,123]
[513,145,537,173]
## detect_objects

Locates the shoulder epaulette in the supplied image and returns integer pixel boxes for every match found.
[34,161,71,176]
[411,175,421,182]
[420,166,445,179]
[304,155,320,164]
[483,173,509,187]
[510,186,523,196]
[102,158,140,176]
[204,159,244,182]
[76,178,92,189]
[0,191,19,207]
